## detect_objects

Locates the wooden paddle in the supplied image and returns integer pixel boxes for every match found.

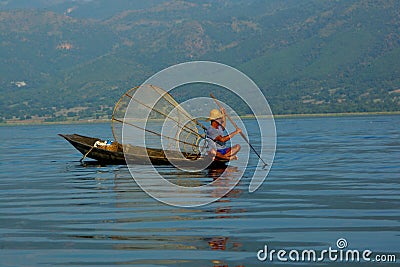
[80,145,95,163]
[210,93,268,168]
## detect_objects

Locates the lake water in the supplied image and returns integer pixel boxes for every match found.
[1,115,399,266]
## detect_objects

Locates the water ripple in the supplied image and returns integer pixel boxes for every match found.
[1,116,399,266]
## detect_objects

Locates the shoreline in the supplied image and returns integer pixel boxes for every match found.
[230,111,400,120]
[2,111,400,126]
[272,111,400,119]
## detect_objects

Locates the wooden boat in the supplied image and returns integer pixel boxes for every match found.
[59,133,228,167]
[60,85,233,168]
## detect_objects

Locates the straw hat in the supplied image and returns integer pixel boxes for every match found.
[207,109,223,121]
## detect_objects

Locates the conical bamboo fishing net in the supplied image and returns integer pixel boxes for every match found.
[112,84,207,156]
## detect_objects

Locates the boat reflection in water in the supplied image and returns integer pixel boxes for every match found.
[69,163,246,266]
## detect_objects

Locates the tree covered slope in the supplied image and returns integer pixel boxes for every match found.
[1,0,399,122]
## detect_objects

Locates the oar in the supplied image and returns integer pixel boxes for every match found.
[80,145,95,163]
[210,93,268,169]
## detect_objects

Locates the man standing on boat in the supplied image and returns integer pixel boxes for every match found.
[206,108,242,161]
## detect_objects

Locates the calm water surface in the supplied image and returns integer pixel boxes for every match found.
[1,116,399,266]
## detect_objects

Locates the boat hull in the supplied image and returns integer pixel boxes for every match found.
[59,134,228,168]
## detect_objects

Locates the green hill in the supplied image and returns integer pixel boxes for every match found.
[1,0,399,123]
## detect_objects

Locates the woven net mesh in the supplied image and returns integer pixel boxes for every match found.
[112,84,205,155]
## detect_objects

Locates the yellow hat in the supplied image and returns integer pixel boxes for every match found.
[207,109,223,121]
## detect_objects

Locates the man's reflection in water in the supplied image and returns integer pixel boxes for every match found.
[206,166,246,267]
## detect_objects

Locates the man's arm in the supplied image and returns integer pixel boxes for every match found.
[214,128,242,143]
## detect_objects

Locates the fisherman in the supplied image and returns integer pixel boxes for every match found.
[206,108,241,160]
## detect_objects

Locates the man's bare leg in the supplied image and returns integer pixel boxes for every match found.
[216,144,241,161]
[226,144,241,157]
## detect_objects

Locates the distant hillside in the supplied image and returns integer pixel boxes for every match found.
[1,0,399,123]
[0,0,170,18]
